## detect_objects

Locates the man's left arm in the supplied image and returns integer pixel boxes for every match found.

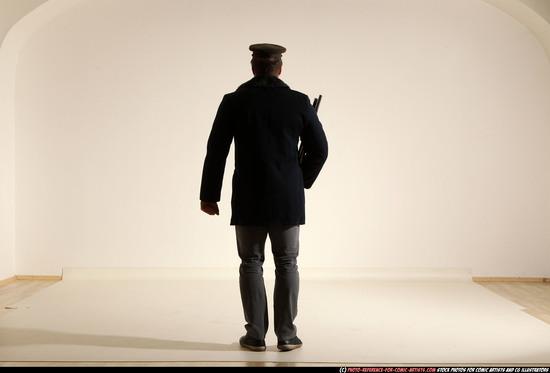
[301,103,329,189]
[199,97,234,215]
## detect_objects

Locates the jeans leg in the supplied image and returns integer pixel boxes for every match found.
[269,225,300,340]
[235,226,269,340]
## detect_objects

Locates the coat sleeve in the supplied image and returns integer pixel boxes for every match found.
[199,96,235,202]
[301,99,329,189]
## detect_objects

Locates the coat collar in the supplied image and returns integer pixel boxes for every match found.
[238,76,289,90]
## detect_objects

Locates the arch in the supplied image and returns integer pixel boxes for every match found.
[483,0,550,62]
[1,0,86,132]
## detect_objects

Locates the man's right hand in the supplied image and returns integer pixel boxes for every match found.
[200,201,219,216]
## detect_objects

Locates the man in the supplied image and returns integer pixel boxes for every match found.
[199,43,328,352]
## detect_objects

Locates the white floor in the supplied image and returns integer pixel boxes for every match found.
[1,268,550,365]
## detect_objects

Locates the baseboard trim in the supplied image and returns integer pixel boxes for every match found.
[0,275,62,287]
[0,276,16,286]
[15,275,63,281]
[474,276,550,283]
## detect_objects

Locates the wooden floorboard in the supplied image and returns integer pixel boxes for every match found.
[476,281,550,325]
[0,278,60,316]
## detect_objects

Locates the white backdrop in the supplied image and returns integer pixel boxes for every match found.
[5,0,550,277]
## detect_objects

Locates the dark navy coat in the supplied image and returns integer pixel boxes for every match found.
[200,76,328,226]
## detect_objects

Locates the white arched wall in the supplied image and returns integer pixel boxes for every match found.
[0,0,87,280]
[2,0,550,279]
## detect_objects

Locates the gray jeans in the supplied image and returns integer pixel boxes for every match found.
[235,225,300,341]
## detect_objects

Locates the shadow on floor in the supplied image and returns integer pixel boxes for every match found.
[0,327,238,352]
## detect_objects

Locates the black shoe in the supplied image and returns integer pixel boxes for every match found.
[239,335,266,352]
[277,336,302,351]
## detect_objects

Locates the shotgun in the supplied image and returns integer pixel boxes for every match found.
[298,95,322,165]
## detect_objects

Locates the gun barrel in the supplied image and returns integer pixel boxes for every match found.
[314,95,322,111]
